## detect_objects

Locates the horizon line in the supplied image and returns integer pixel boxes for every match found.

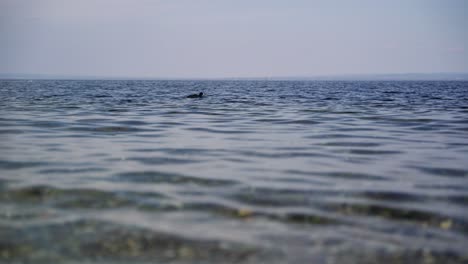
[1,72,468,81]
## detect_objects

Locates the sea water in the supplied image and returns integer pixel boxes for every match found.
[0,80,467,263]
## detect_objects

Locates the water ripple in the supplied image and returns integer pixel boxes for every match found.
[114,171,239,186]
[1,80,468,263]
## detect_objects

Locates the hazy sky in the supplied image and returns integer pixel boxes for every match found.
[1,0,467,78]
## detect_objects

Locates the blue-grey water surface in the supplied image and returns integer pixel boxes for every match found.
[1,80,468,263]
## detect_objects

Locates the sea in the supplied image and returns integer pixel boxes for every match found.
[0,80,467,263]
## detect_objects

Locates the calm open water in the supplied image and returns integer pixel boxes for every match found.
[0,80,468,263]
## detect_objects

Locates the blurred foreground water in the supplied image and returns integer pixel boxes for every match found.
[1,80,467,263]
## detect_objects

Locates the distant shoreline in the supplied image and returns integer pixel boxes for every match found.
[1,73,468,81]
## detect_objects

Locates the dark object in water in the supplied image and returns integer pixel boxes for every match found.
[187,92,203,98]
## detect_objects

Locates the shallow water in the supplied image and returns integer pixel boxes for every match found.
[0,80,467,263]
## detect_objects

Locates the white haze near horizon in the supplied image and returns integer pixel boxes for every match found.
[1,0,467,79]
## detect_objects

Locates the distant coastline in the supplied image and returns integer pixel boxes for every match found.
[1,72,468,81]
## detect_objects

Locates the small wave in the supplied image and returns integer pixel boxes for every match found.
[346,149,403,155]
[412,166,467,178]
[186,127,252,134]
[0,160,46,170]
[321,141,381,147]
[323,201,467,232]
[38,167,107,174]
[0,129,25,134]
[126,156,199,165]
[114,171,238,186]
[317,171,388,181]
[236,150,327,159]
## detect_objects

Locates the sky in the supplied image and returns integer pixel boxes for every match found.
[1,0,467,78]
